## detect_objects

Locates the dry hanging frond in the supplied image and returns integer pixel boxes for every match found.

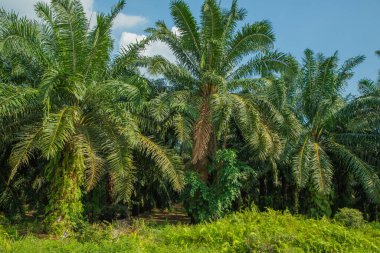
[192,100,213,164]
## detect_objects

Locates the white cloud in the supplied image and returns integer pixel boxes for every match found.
[80,0,94,17]
[119,32,176,63]
[1,0,49,18]
[119,32,146,46]
[113,13,148,30]
[171,26,181,36]
[1,0,95,20]
[2,0,148,30]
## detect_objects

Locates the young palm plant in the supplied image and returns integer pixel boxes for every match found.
[0,0,183,232]
[140,0,293,181]
[291,49,380,213]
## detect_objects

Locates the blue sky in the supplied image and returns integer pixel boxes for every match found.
[2,0,379,94]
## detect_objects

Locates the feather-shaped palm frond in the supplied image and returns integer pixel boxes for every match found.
[39,107,79,159]
[170,0,201,57]
[137,134,184,192]
[8,125,43,181]
[0,84,39,117]
[328,140,380,203]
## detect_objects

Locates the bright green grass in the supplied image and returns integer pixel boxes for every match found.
[1,209,380,253]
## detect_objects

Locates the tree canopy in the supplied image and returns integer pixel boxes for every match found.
[0,0,379,233]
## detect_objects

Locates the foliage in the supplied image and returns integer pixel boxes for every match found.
[334,208,365,228]
[0,0,183,233]
[140,0,294,184]
[2,209,380,252]
[285,50,380,215]
[183,149,256,222]
[0,0,380,247]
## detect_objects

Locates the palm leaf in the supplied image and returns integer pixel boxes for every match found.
[8,125,43,181]
[170,0,201,57]
[137,134,184,192]
[328,140,380,203]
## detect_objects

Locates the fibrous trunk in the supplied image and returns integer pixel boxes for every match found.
[192,99,216,182]
[45,146,84,234]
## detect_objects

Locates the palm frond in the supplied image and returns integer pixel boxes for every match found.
[336,55,365,89]
[230,51,290,79]
[0,84,39,117]
[8,125,43,181]
[145,55,199,89]
[0,9,47,64]
[78,134,104,191]
[221,0,247,40]
[170,0,201,57]
[309,141,333,194]
[146,21,199,76]
[292,135,310,188]
[51,0,88,73]
[108,148,136,203]
[201,0,223,41]
[39,107,79,159]
[328,140,380,203]
[224,21,274,71]
[137,134,184,192]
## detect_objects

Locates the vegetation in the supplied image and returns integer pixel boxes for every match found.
[334,207,365,228]
[2,208,380,252]
[0,0,183,232]
[0,0,379,251]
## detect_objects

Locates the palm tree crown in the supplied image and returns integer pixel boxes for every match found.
[0,0,183,229]
[291,49,380,203]
[141,0,293,180]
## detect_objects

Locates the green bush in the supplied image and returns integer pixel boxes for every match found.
[334,208,365,228]
[183,149,256,223]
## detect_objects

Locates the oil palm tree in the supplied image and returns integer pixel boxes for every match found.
[357,51,380,96]
[291,49,380,208]
[139,0,293,181]
[345,50,380,181]
[0,0,183,231]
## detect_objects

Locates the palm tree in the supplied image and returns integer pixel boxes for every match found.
[141,0,293,181]
[291,49,380,211]
[0,0,183,231]
[357,51,379,97]
[347,50,380,193]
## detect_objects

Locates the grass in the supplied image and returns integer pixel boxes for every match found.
[1,208,380,252]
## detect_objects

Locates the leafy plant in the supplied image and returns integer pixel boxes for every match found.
[183,149,256,222]
[334,208,365,228]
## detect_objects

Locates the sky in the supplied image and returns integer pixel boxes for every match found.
[1,0,379,95]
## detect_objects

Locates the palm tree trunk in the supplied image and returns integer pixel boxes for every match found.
[192,132,216,182]
[45,147,84,234]
[191,99,216,182]
[294,187,300,214]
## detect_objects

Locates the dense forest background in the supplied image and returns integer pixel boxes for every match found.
[0,0,379,234]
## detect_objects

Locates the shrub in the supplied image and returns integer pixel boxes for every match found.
[334,208,365,228]
[182,149,256,223]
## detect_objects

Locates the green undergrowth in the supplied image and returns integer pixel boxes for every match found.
[1,208,380,253]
